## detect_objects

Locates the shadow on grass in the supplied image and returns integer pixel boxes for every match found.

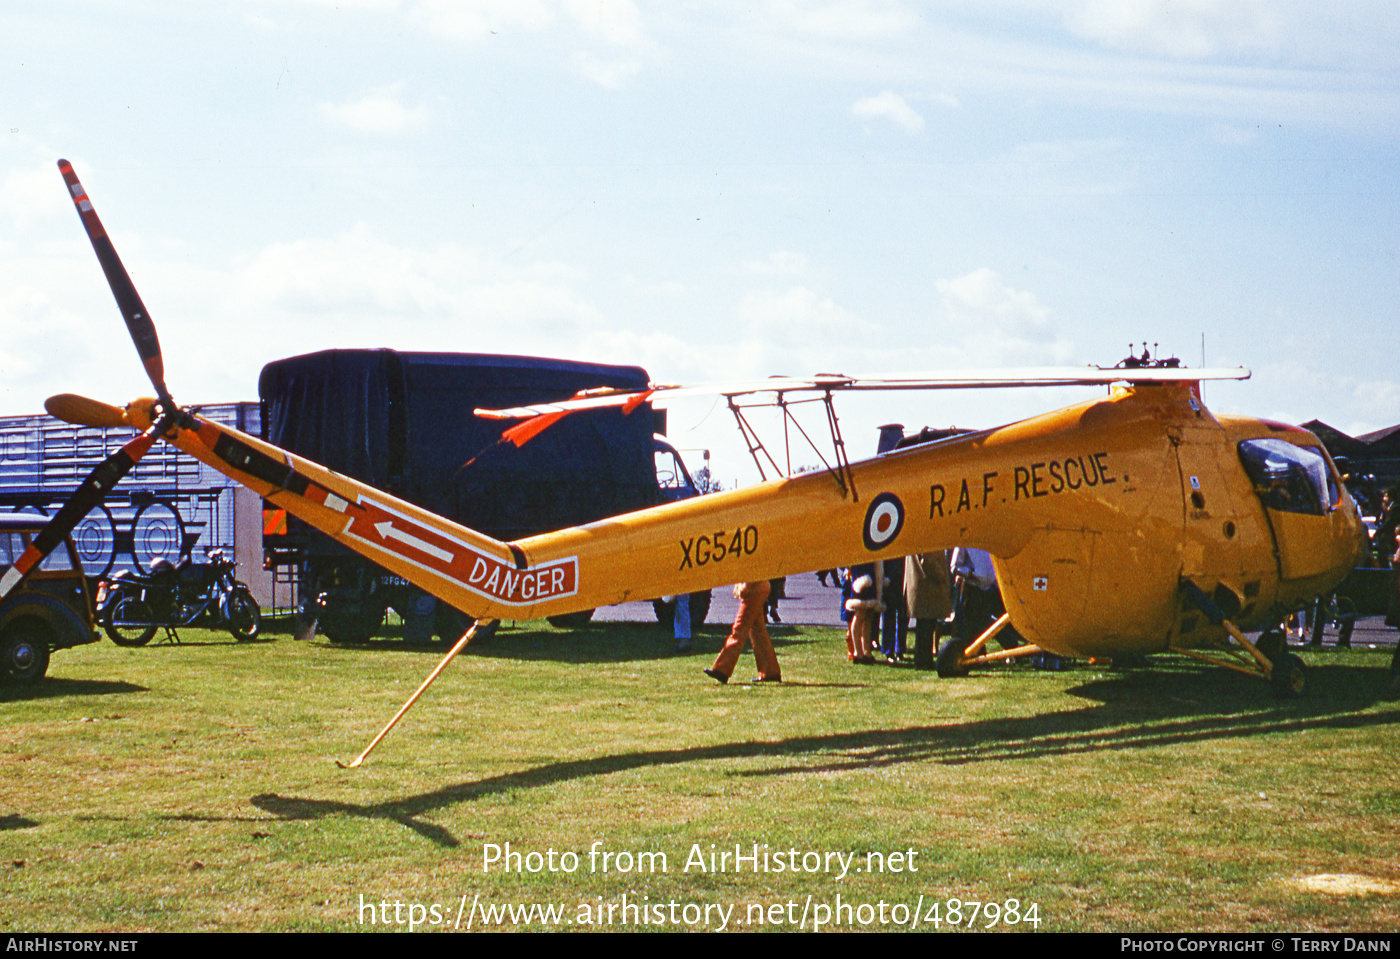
[1063,658,1385,707]
[243,660,1400,847]
[472,624,821,665]
[118,637,278,649]
[296,622,821,664]
[0,678,147,702]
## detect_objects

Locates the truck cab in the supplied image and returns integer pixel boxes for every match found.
[654,436,701,503]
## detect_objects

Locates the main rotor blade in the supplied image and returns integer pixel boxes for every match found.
[0,431,157,599]
[44,394,129,429]
[56,160,171,405]
[474,366,1254,420]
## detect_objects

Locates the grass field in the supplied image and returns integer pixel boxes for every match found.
[2,619,1398,933]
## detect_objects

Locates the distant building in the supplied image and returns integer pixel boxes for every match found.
[1301,419,1400,514]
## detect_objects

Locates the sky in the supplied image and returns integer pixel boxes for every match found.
[3,1,1398,487]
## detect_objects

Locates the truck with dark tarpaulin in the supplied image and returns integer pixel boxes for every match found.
[259,349,702,641]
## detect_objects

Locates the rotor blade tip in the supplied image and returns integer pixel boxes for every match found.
[44,394,128,429]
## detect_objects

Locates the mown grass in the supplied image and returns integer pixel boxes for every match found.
[1,621,1397,932]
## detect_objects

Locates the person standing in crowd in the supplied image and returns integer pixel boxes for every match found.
[879,558,908,663]
[673,592,691,653]
[838,566,855,624]
[845,568,881,665]
[1381,500,1400,695]
[905,551,953,670]
[951,547,1001,639]
[766,576,786,623]
[1377,487,1399,567]
[951,547,1027,657]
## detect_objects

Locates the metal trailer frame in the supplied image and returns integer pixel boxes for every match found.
[0,403,286,613]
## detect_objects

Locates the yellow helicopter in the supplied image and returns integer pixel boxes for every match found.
[9,161,1369,760]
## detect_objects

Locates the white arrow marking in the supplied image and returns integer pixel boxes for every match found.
[375,521,454,563]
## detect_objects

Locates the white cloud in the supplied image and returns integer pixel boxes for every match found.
[0,164,69,231]
[406,0,655,87]
[561,0,646,46]
[223,223,596,334]
[407,0,554,41]
[565,0,656,87]
[269,0,400,8]
[981,138,1136,198]
[0,137,82,231]
[761,0,919,39]
[0,238,167,410]
[938,268,1048,332]
[1,223,616,409]
[1004,137,1123,165]
[1211,123,1259,146]
[1062,0,1281,60]
[318,87,430,134]
[1352,379,1400,414]
[0,272,74,383]
[573,51,646,89]
[574,327,706,380]
[851,91,924,132]
[936,268,1075,365]
[739,285,868,333]
[1331,379,1400,437]
[733,286,879,375]
[1236,358,1400,439]
[744,251,809,277]
[277,0,645,46]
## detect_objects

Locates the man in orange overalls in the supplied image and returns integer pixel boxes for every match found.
[704,581,782,684]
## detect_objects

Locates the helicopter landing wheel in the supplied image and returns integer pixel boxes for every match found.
[1269,651,1307,699]
[1255,628,1286,662]
[936,635,973,678]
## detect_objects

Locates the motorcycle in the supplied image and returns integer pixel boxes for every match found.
[97,549,261,646]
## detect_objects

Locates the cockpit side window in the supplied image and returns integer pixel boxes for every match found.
[1315,447,1341,509]
[1237,439,1331,516]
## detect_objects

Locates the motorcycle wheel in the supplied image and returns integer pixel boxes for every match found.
[228,587,261,642]
[105,596,158,647]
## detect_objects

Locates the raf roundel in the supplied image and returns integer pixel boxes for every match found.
[862,492,905,552]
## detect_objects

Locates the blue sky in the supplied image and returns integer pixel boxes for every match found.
[3,1,1398,485]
